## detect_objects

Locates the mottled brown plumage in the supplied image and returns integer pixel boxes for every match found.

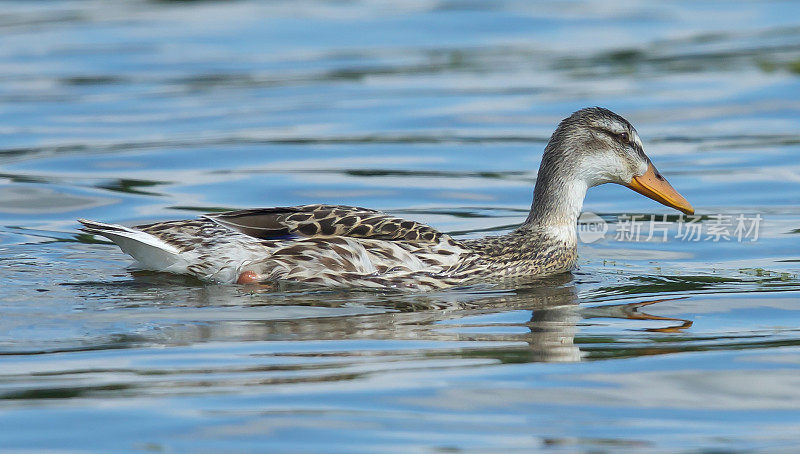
[78,107,693,291]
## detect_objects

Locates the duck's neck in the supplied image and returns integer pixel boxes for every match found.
[523,162,587,244]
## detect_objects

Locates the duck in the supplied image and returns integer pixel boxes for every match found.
[79,107,694,291]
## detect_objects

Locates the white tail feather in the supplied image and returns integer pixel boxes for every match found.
[78,219,184,272]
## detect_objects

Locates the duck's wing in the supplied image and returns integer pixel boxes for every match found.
[203,204,447,244]
[206,204,474,289]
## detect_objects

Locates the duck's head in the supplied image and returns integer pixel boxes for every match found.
[533,107,694,219]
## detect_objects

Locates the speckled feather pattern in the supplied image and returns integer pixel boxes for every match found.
[167,205,573,289]
[81,204,576,290]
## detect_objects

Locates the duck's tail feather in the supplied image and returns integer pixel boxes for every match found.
[78,219,184,271]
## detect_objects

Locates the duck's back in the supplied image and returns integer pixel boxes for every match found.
[83,205,473,289]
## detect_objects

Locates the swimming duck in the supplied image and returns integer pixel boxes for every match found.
[79,107,693,290]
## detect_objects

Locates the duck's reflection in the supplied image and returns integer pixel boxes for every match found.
[115,272,692,362]
[581,298,693,333]
[89,272,693,362]
[523,285,582,362]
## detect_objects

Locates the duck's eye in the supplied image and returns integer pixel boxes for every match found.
[618,132,630,143]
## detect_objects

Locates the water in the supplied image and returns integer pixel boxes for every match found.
[1,0,800,451]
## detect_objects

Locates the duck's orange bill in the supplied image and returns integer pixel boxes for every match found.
[625,163,694,215]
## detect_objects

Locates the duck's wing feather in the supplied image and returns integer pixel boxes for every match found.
[203,204,446,243]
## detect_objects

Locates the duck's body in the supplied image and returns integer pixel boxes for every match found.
[79,108,693,291]
[79,204,577,290]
